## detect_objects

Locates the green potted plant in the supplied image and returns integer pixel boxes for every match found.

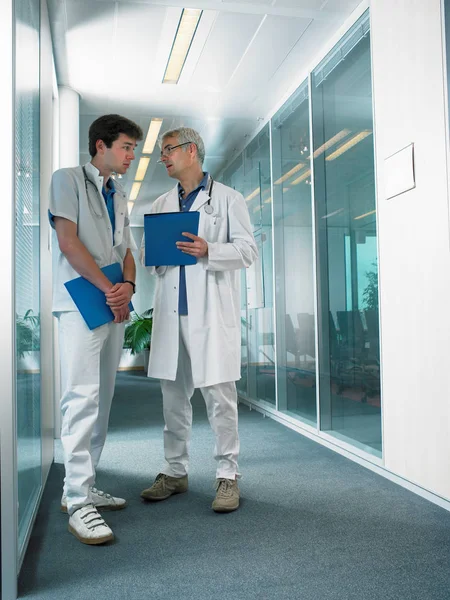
[123,309,153,371]
[16,309,40,371]
[362,260,379,311]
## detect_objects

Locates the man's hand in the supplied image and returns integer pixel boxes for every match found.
[106,282,134,308]
[176,232,208,258]
[111,304,130,324]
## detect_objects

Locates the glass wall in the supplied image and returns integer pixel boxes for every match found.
[311,11,381,454]
[219,9,381,458]
[272,81,317,426]
[15,0,42,551]
[222,124,275,406]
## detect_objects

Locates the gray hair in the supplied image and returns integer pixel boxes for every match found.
[159,127,206,166]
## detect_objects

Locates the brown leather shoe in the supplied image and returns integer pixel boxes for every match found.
[140,473,188,501]
[212,478,239,513]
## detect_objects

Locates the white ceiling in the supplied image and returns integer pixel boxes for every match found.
[47,0,363,223]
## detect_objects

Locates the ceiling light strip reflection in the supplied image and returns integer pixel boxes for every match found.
[354,209,376,220]
[312,129,351,159]
[127,201,134,214]
[130,182,142,201]
[322,208,344,220]
[245,187,260,202]
[274,162,305,185]
[162,9,203,84]
[326,130,372,162]
[291,169,311,185]
[143,118,163,154]
[135,156,151,181]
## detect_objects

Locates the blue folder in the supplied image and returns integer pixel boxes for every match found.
[144,211,200,267]
[64,263,134,330]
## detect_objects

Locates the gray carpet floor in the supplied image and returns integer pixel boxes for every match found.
[19,371,450,599]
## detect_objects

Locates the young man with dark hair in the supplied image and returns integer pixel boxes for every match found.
[49,114,143,544]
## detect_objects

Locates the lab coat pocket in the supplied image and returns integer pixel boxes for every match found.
[202,215,223,243]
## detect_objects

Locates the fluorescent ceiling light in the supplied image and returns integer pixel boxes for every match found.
[128,201,134,214]
[130,182,142,201]
[326,130,372,162]
[354,209,376,220]
[274,162,305,185]
[291,169,311,186]
[245,187,260,202]
[143,118,163,154]
[264,197,272,204]
[312,129,351,159]
[135,157,151,182]
[163,9,202,84]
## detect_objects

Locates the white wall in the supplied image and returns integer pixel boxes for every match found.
[40,0,55,480]
[371,0,450,499]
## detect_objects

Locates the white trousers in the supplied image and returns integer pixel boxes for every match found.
[58,311,124,515]
[160,316,240,480]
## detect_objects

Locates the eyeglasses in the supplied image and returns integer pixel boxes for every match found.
[158,141,193,162]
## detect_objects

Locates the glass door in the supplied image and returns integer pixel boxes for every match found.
[311,11,381,454]
[243,126,275,406]
[271,80,317,426]
[15,0,42,554]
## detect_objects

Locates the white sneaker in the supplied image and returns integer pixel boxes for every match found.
[61,487,127,513]
[68,504,114,545]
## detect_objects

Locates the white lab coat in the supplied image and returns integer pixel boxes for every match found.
[142,180,258,388]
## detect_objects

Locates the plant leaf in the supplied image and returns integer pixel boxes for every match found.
[124,311,153,354]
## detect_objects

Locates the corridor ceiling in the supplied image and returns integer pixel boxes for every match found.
[47,0,362,223]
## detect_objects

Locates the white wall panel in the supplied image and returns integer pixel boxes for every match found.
[371,0,450,499]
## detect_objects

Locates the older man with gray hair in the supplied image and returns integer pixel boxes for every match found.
[140,127,257,512]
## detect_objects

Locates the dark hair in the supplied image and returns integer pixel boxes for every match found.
[88,114,143,157]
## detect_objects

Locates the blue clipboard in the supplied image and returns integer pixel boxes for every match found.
[144,211,200,267]
[64,263,133,330]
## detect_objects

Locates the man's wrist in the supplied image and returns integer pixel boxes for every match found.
[124,280,136,294]
[103,280,114,294]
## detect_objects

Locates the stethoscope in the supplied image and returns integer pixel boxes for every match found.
[179,175,215,214]
[82,166,105,218]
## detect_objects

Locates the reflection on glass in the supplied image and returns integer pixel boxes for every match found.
[15,0,42,550]
[222,125,275,405]
[312,11,381,454]
[238,268,248,396]
[272,80,317,425]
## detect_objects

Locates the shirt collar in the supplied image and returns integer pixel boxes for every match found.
[84,162,115,191]
[106,176,116,192]
[178,171,209,197]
